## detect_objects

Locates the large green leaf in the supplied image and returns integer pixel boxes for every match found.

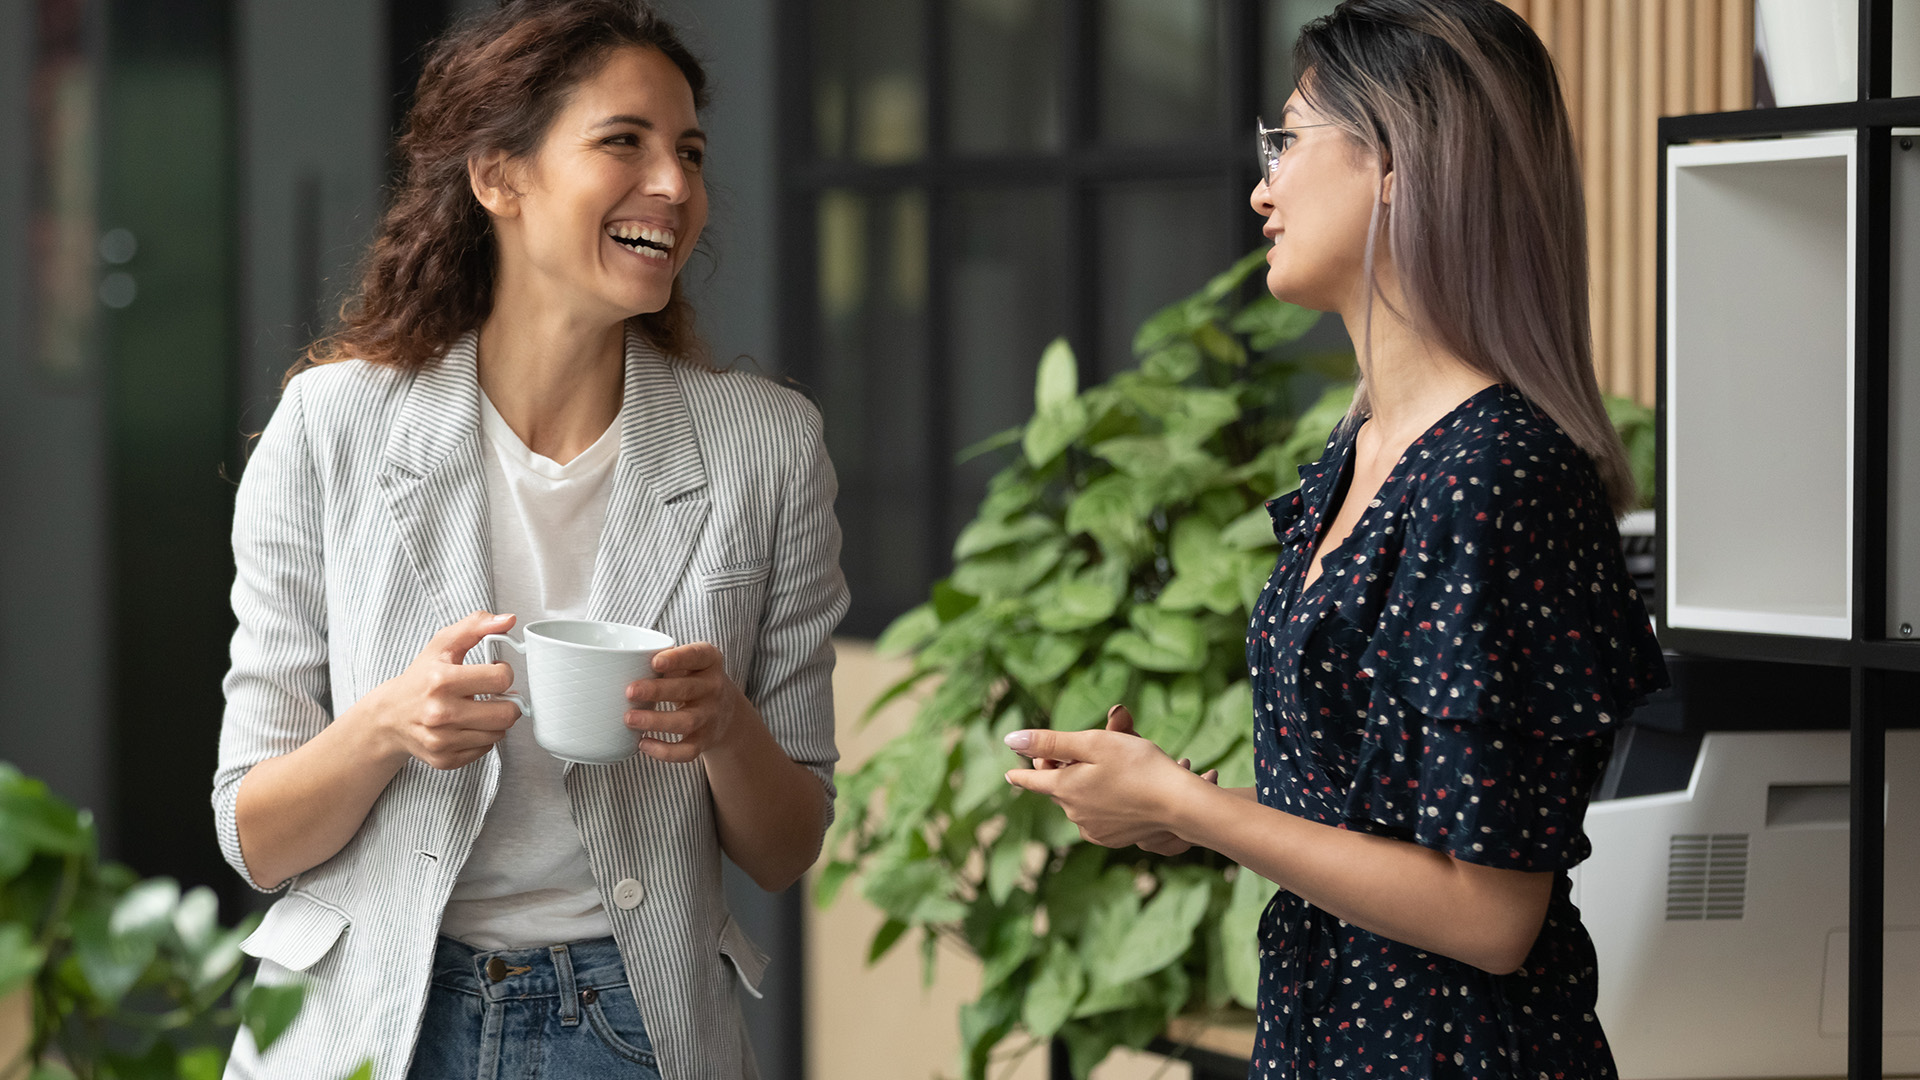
[953,720,1016,818]
[950,536,1066,599]
[1092,871,1211,990]
[971,893,1036,993]
[177,1048,227,1080]
[867,918,910,964]
[0,765,91,879]
[242,981,307,1054]
[1020,938,1085,1040]
[1130,675,1207,759]
[985,802,1032,905]
[1221,867,1280,1008]
[1103,607,1208,673]
[994,631,1085,693]
[1033,336,1079,410]
[171,884,219,955]
[1229,294,1322,350]
[874,603,940,657]
[1179,681,1253,771]
[1051,657,1132,730]
[1031,560,1128,633]
[952,513,1061,561]
[1076,886,1142,990]
[958,976,1023,1080]
[1064,474,1153,558]
[1041,849,1130,941]
[72,898,157,1008]
[0,923,46,997]
[1214,735,1258,789]
[875,730,951,838]
[861,852,966,925]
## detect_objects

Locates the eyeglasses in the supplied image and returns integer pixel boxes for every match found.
[1256,117,1336,184]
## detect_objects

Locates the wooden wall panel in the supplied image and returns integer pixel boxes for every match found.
[1501,0,1754,405]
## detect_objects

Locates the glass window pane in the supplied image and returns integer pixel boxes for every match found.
[947,187,1067,542]
[812,0,927,163]
[816,189,933,635]
[948,0,1063,155]
[1264,0,1341,117]
[1096,180,1236,377]
[1097,0,1227,146]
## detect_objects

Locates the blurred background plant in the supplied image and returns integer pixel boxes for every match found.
[0,762,358,1080]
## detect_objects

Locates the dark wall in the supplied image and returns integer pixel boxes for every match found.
[0,0,119,852]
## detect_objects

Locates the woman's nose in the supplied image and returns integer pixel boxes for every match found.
[642,152,691,203]
[1249,178,1273,215]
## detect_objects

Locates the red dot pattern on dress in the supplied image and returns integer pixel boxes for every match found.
[1243,384,1668,1080]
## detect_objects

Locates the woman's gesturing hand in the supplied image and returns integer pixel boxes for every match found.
[1004,705,1218,854]
[624,642,748,762]
[366,610,522,770]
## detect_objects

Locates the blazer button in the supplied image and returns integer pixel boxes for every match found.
[612,878,645,909]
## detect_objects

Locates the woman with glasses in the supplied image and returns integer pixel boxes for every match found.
[1006,1,1667,1076]
[213,3,845,1078]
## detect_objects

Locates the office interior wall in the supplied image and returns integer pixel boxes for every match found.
[0,0,116,838]
[237,0,387,424]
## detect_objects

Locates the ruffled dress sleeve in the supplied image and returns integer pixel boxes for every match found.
[1342,442,1668,871]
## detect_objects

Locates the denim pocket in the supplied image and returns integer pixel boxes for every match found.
[581,986,658,1069]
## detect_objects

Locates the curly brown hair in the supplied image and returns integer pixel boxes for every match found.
[290,0,709,385]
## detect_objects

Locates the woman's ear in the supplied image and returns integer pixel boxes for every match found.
[469,148,521,219]
[1381,169,1395,206]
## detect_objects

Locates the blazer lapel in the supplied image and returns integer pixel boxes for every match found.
[377,332,494,629]
[587,330,710,631]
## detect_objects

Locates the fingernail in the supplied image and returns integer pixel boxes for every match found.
[1107,704,1123,719]
[1003,731,1032,752]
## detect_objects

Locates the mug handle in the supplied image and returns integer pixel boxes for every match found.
[479,633,531,716]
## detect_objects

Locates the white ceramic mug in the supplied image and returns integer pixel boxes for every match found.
[481,619,675,764]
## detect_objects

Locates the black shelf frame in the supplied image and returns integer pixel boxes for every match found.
[1654,4,1915,1077]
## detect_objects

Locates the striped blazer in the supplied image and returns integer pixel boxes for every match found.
[212,329,846,1080]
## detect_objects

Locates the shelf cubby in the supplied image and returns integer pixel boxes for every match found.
[1664,135,1856,639]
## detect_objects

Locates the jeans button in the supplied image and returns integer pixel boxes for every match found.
[486,957,507,982]
[581,987,598,1005]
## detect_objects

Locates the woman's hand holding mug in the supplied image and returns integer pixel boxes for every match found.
[363,610,521,770]
[624,642,747,762]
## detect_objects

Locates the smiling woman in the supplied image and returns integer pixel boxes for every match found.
[213,4,848,1080]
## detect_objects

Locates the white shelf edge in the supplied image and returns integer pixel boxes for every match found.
[1666,604,1853,640]
[1667,132,1856,168]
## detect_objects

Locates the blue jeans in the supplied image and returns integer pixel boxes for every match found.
[407,936,662,1080]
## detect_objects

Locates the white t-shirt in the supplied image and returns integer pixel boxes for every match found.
[439,391,620,950]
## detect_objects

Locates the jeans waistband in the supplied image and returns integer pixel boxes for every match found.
[430,935,630,1003]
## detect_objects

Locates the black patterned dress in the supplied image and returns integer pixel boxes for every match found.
[1244,384,1669,1080]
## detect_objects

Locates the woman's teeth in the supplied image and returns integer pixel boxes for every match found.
[607,222,674,261]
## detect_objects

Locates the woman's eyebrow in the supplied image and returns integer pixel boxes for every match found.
[593,114,706,141]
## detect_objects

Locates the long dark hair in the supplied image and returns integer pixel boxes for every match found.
[291,0,709,385]
[1297,0,1637,513]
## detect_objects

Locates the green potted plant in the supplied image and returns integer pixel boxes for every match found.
[816,250,1354,1079]
[0,762,345,1080]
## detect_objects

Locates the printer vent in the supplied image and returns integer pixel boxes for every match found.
[1665,833,1749,920]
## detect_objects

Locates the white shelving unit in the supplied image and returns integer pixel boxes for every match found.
[1664,135,1857,639]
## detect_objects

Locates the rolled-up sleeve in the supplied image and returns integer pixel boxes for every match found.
[742,396,849,826]
[212,378,332,892]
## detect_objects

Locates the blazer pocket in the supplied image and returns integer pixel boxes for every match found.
[700,558,773,593]
[717,913,770,999]
[240,890,351,972]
